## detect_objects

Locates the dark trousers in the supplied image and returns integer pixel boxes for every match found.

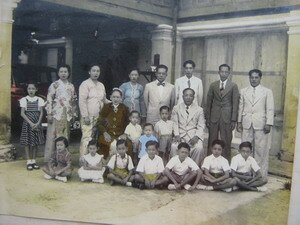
[208,120,232,161]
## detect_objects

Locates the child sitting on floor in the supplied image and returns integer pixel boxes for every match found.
[78,140,105,183]
[107,139,134,186]
[197,139,236,192]
[164,142,201,191]
[138,123,158,160]
[43,136,72,183]
[134,140,168,189]
[231,141,268,192]
[154,106,175,165]
[124,110,142,165]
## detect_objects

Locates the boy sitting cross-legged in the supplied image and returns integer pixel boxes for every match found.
[231,141,268,192]
[164,142,202,191]
[107,139,134,187]
[197,139,236,192]
[134,140,168,189]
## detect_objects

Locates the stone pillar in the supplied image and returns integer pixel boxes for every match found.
[288,87,300,225]
[174,31,183,82]
[280,10,300,162]
[0,0,20,161]
[151,24,173,83]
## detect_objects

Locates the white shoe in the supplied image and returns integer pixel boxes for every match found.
[126,182,132,187]
[44,174,52,180]
[257,186,268,192]
[168,184,176,190]
[223,188,232,193]
[55,176,67,183]
[184,184,191,190]
[232,186,239,191]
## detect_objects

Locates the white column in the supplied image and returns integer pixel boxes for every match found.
[151,24,173,83]
[174,31,183,81]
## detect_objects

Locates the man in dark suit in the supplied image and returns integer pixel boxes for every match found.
[206,64,239,161]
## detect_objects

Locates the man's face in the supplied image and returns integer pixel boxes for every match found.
[156,68,167,83]
[184,63,194,78]
[249,72,261,87]
[182,89,195,106]
[219,66,230,81]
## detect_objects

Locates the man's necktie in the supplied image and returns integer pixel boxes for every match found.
[187,79,191,88]
[252,87,256,103]
[186,106,189,115]
[220,82,224,91]
[157,82,165,86]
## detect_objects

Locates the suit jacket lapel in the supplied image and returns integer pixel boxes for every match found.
[187,103,197,123]
[252,86,264,105]
[152,81,161,102]
[179,103,188,121]
[221,81,233,98]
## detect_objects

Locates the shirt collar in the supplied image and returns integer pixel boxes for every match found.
[220,79,228,86]
[116,153,128,159]
[185,75,194,80]
[156,80,165,85]
[146,155,157,160]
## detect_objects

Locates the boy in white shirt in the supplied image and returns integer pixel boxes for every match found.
[154,106,175,165]
[231,141,268,191]
[124,110,143,165]
[134,140,168,189]
[164,142,202,191]
[197,139,236,192]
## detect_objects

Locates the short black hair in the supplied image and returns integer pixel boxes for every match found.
[145,140,159,149]
[87,139,98,147]
[116,139,128,147]
[159,105,170,112]
[183,60,195,68]
[239,141,252,150]
[144,123,154,130]
[178,142,190,151]
[182,88,195,96]
[249,69,262,77]
[219,64,231,71]
[156,64,168,72]
[111,88,123,97]
[55,136,69,148]
[211,139,225,149]
[57,64,71,74]
[129,110,140,117]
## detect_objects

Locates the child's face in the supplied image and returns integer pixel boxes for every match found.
[89,66,100,80]
[143,125,153,136]
[110,91,122,105]
[117,143,127,156]
[147,145,157,158]
[27,84,37,97]
[211,144,223,157]
[56,141,66,152]
[178,147,189,161]
[58,67,69,81]
[240,147,252,160]
[160,109,169,121]
[130,113,140,125]
[88,145,97,156]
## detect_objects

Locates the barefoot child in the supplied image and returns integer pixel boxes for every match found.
[43,136,72,182]
[154,106,175,165]
[231,141,268,191]
[19,82,45,170]
[78,140,105,183]
[134,140,167,189]
[138,123,158,160]
[107,139,134,186]
[197,139,236,192]
[124,110,142,165]
[164,142,201,191]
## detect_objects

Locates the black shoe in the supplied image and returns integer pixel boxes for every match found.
[27,164,33,171]
[138,183,145,190]
[32,163,40,170]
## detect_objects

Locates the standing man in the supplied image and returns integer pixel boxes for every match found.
[206,64,239,161]
[237,69,274,178]
[175,60,203,106]
[144,64,175,125]
[170,88,206,166]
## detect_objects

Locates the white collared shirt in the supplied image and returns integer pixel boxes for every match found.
[19,96,45,109]
[83,153,103,167]
[124,122,142,141]
[136,155,164,174]
[219,79,228,89]
[107,153,134,170]
[230,153,260,173]
[166,155,199,176]
[154,119,174,136]
[156,80,165,98]
[202,154,230,173]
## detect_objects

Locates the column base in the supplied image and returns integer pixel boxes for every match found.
[278,150,294,162]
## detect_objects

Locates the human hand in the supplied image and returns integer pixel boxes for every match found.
[236,122,243,133]
[264,125,271,134]
[231,122,236,130]
[118,134,127,140]
[188,136,199,146]
[83,117,90,125]
[103,132,112,142]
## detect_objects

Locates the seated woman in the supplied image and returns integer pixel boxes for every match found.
[95,88,131,159]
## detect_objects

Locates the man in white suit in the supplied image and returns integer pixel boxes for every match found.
[144,64,175,125]
[175,60,203,106]
[237,69,274,178]
[170,88,206,166]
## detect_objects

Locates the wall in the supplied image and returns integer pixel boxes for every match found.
[182,31,287,155]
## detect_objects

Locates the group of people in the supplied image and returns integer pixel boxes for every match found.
[19,59,274,192]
